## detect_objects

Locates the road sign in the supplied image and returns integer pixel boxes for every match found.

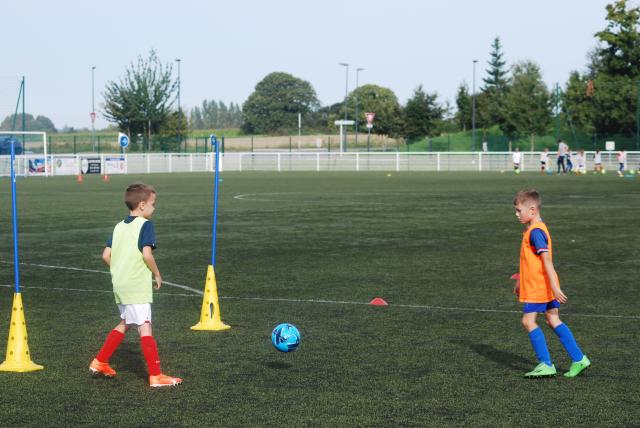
[365,112,375,124]
[90,112,96,123]
[118,132,129,148]
[334,120,355,126]
[366,123,373,129]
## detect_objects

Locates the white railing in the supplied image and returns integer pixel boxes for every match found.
[0,151,637,176]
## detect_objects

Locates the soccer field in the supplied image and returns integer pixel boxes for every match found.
[0,172,638,426]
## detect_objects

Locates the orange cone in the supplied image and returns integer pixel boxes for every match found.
[76,174,83,183]
[369,297,389,306]
[102,174,109,182]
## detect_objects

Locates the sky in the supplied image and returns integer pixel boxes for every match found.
[1,0,619,130]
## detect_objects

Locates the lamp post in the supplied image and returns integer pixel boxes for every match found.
[355,67,364,147]
[472,59,478,152]
[339,62,349,151]
[175,58,182,152]
[91,66,96,152]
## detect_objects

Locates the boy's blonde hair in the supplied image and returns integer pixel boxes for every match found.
[124,183,156,210]
[513,189,541,208]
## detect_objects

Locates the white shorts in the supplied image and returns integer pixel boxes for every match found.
[118,303,152,325]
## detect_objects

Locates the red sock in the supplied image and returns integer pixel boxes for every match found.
[140,336,162,376]
[96,329,125,363]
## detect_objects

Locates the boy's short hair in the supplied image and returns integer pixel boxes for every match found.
[513,189,541,208]
[124,183,156,210]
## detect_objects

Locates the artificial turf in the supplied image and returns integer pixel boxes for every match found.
[0,171,638,426]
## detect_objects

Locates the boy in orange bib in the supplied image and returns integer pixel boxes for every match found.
[513,189,590,378]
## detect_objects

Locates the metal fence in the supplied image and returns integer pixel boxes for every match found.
[1,151,638,176]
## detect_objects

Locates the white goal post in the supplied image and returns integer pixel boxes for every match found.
[0,131,48,176]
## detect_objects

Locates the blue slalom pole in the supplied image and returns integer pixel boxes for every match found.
[210,135,219,268]
[10,139,20,293]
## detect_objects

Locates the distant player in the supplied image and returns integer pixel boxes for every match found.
[556,139,567,174]
[512,189,591,378]
[565,148,573,173]
[594,149,602,173]
[540,148,549,174]
[512,147,522,173]
[90,183,182,387]
[576,149,586,175]
[617,148,626,176]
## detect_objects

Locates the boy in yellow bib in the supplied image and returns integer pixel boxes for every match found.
[513,189,590,378]
[90,183,182,387]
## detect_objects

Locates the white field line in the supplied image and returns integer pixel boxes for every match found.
[234,192,304,202]
[233,192,387,205]
[0,261,203,296]
[0,284,198,298]
[0,261,638,320]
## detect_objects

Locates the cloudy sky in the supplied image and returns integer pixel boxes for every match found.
[1,0,616,130]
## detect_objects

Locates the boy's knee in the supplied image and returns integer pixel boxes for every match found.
[545,314,562,329]
[521,318,536,331]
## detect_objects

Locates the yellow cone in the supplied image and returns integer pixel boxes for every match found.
[0,293,43,372]
[191,265,230,331]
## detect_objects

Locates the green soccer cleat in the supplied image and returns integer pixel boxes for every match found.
[524,362,557,378]
[564,356,591,378]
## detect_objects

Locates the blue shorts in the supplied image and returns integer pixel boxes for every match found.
[522,300,560,313]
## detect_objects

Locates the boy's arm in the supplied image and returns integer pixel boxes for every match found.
[102,247,111,266]
[142,246,162,290]
[540,252,567,303]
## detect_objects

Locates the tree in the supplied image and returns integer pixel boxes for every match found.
[0,113,57,132]
[501,60,551,142]
[401,85,443,140]
[593,0,640,78]
[454,82,472,131]
[241,72,319,134]
[102,50,177,149]
[481,37,509,127]
[190,100,243,129]
[563,72,595,135]
[154,110,188,152]
[342,84,402,136]
[563,1,640,137]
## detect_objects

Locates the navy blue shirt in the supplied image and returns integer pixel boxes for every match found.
[529,228,549,255]
[106,216,156,252]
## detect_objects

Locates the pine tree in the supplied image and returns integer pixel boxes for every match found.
[482,37,508,92]
[482,37,509,128]
[402,85,443,140]
[454,82,472,131]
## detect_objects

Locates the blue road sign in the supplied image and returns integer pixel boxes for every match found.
[119,133,129,148]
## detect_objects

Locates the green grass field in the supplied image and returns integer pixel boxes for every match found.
[0,172,638,426]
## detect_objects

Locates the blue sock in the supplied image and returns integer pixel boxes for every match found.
[553,323,584,362]
[528,327,552,366]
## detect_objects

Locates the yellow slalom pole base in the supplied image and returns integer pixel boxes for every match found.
[0,293,43,372]
[191,265,231,331]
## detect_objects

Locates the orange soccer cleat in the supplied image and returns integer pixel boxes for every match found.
[89,358,117,377]
[149,373,183,388]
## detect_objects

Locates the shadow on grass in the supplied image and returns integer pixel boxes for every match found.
[111,347,148,379]
[451,339,531,371]
[265,361,292,370]
[470,343,532,371]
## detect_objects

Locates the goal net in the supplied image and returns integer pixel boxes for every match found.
[0,76,50,176]
[0,131,48,177]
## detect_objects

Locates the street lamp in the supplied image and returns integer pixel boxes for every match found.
[339,63,349,151]
[91,66,96,152]
[472,59,478,152]
[175,58,182,152]
[355,67,364,147]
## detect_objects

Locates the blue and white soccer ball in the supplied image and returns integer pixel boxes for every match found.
[271,323,301,353]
